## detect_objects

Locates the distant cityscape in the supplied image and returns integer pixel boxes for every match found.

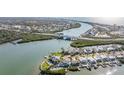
[0,18,81,44]
[83,22,124,38]
[0,18,78,33]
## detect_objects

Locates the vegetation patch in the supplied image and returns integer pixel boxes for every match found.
[68,66,80,71]
[0,30,21,44]
[71,40,124,47]
[40,60,51,71]
[51,52,62,56]
[18,33,54,43]
[46,68,66,75]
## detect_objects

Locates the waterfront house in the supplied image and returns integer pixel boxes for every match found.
[50,56,61,63]
[57,62,70,68]
[107,47,115,51]
[71,61,80,66]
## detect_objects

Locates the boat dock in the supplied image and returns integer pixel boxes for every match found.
[40,44,124,74]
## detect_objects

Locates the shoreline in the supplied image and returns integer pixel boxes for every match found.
[39,21,124,75]
[0,23,81,45]
[39,44,124,75]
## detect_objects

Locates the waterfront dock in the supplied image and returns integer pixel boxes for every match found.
[40,44,124,75]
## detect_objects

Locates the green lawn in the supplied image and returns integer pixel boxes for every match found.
[40,60,51,71]
[51,52,62,56]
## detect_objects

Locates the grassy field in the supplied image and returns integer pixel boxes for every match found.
[71,39,124,47]
[40,59,52,71]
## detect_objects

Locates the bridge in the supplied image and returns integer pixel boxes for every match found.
[33,32,78,40]
[32,20,94,41]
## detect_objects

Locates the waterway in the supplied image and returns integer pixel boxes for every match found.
[0,22,124,75]
[0,23,92,75]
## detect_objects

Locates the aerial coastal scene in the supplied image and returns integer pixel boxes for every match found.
[0,17,124,75]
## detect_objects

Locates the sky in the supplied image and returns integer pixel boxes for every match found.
[65,17,124,25]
